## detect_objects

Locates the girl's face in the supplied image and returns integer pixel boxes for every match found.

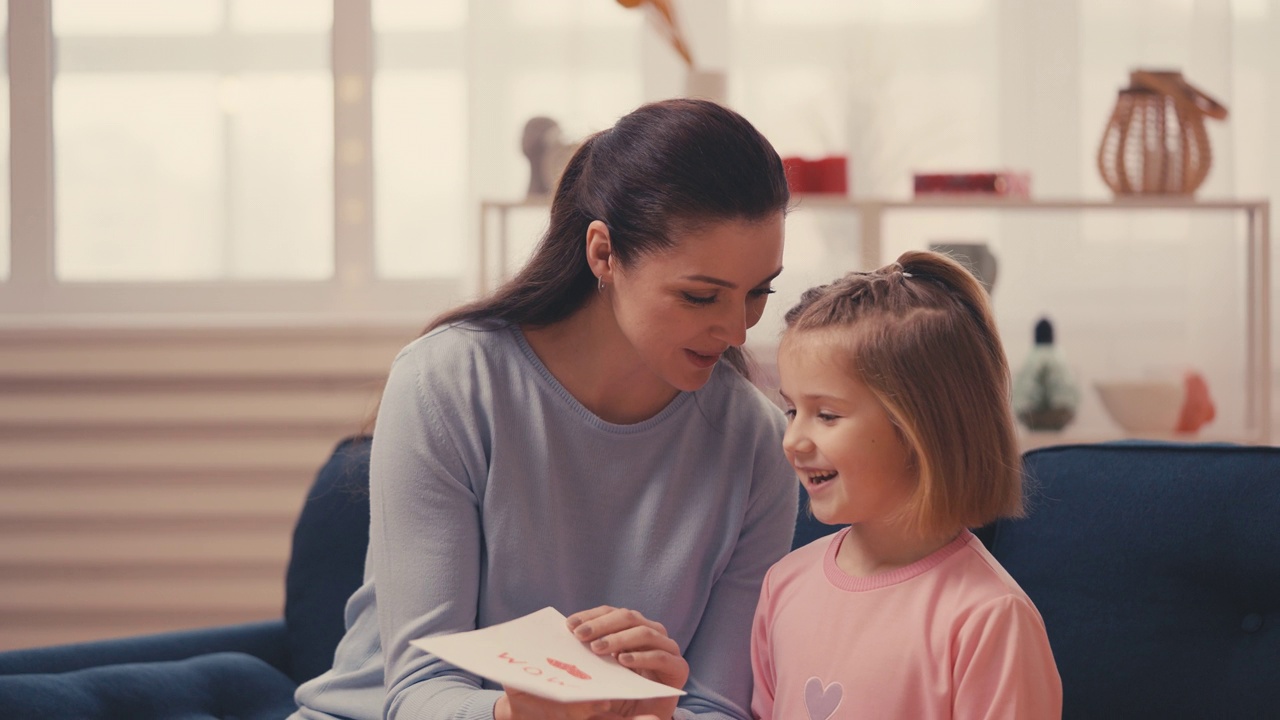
[608,213,785,392]
[778,331,917,527]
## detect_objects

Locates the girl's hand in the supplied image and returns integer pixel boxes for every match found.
[565,605,690,720]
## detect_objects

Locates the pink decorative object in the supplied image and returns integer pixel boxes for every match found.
[1175,371,1216,433]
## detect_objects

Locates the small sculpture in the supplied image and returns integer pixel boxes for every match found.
[1012,318,1081,432]
[521,117,579,198]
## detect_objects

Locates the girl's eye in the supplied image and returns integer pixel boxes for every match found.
[749,286,776,298]
[681,292,717,305]
[783,408,797,420]
[817,412,839,423]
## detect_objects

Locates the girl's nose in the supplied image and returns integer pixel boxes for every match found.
[782,420,812,456]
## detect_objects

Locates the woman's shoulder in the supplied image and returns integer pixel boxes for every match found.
[393,320,518,370]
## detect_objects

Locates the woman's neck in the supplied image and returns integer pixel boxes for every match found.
[522,299,680,425]
[835,520,961,579]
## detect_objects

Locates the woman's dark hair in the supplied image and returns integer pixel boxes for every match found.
[423,98,790,375]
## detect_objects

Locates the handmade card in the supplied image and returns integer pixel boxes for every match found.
[410,607,687,702]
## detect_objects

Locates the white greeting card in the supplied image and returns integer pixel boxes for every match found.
[409,607,687,703]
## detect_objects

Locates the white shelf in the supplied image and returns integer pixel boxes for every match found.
[478,195,1271,445]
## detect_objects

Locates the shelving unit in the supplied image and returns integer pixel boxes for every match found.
[478,196,1271,445]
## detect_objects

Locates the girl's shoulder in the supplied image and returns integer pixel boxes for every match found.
[769,529,843,580]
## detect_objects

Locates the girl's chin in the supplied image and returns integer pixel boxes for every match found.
[808,505,849,527]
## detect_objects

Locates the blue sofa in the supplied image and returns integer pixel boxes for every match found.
[2,438,1277,719]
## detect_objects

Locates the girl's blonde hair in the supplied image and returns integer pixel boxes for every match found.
[783,250,1023,537]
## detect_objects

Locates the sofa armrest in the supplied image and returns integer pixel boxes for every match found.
[0,619,289,677]
[0,651,298,720]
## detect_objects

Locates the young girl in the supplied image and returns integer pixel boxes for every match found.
[751,251,1062,719]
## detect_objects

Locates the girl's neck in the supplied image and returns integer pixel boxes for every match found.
[835,521,962,579]
[521,298,680,425]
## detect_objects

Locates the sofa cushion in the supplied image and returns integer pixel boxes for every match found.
[0,651,297,720]
[982,442,1280,720]
[284,435,374,685]
[0,619,287,677]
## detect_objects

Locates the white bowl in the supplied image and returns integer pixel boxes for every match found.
[1094,380,1185,433]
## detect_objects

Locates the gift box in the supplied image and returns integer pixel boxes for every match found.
[782,156,848,195]
[913,171,1030,197]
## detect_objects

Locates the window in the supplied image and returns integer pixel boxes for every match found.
[0,0,8,280]
[53,0,333,281]
[0,0,650,321]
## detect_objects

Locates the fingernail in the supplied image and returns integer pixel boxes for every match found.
[574,624,591,638]
[566,617,582,630]
[618,652,633,663]
[591,638,608,651]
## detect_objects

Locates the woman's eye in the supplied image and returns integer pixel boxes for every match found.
[817,413,839,423]
[749,287,776,298]
[783,408,796,420]
[681,292,717,305]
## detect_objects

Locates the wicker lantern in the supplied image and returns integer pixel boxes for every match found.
[1097,69,1228,196]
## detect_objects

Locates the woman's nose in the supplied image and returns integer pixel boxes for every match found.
[713,303,748,347]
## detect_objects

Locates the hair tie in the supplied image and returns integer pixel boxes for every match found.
[889,262,913,279]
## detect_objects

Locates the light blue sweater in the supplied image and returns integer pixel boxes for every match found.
[292,323,796,720]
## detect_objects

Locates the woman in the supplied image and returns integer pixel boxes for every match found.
[292,98,797,720]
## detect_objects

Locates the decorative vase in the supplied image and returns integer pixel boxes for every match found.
[1012,318,1081,432]
[685,68,727,106]
[1096,69,1228,196]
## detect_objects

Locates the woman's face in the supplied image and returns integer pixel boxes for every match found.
[608,213,785,392]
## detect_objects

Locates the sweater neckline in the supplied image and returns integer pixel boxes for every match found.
[509,324,696,434]
[822,527,974,592]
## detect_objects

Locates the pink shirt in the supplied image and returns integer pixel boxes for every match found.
[751,528,1062,720]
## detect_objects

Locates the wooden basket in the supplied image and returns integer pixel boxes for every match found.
[1096,69,1228,196]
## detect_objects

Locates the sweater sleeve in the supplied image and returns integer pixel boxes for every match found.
[370,346,503,720]
[952,595,1063,720]
[674,445,797,720]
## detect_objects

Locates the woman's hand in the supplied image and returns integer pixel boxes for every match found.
[566,605,690,719]
[493,606,688,720]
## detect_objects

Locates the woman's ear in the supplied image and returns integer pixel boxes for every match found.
[585,220,614,284]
